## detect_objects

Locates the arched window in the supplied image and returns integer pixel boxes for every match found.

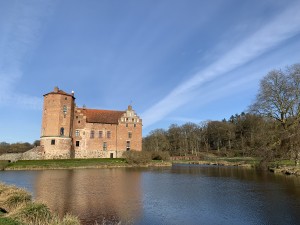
[60,127,64,136]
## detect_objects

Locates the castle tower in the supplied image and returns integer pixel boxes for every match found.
[40,87,75,159]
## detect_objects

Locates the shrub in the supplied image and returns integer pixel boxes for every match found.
[151,151,170,161]
[0,160,10,170]
[4,191,31,209]
[122,151,152,164]
[14,203,52,225]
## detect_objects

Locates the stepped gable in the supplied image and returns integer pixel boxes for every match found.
[80,108,125,124]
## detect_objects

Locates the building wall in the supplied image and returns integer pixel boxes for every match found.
[41,137,72,159]
[41,92,74,138]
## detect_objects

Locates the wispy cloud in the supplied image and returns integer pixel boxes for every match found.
[0,0,55,109]
[141,1,300,128]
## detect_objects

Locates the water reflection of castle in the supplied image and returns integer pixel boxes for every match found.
[34,169,142,224]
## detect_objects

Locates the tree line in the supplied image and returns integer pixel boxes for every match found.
[0,140,40,155]
[143,64,300,165]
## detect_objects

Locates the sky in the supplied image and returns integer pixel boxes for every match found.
[1,0,300,143]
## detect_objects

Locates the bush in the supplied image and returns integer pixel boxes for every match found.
[0,161,9,170]
[122,151,151,164]
[14,203,52,225]
[151,151,170,161]
[4,191,31,209]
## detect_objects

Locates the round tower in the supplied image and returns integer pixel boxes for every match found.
[40,87,75,159]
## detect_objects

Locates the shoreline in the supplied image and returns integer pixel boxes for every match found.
[173,160,300,177]
[1,158,299,177]
[2,161,172,171]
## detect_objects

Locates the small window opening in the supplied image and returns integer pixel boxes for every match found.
[90,130,95,139]
[51,139,55,145]
[103,142,107,151]
[107,131,111,139]
[76,141,80,147]
[126,141,130,151]
[60,127,64,136]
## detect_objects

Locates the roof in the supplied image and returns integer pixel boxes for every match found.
[44,89,75,98]
[79,108,125,124]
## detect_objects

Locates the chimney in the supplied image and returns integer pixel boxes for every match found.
[54,86,59,93]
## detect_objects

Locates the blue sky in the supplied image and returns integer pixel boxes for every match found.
[1,0,300,143]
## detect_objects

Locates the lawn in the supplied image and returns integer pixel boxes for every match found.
[5,158,127,170]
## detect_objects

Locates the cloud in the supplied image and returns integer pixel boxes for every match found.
[0,0,55,109]
[141,1,300,128]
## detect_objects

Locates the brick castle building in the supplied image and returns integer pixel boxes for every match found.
[40,87,142,159]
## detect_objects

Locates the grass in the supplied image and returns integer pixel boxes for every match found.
[0,182,81,225]
[5,158,127,170]
[0,217,22,225]
[3,158,171,170]
[172,155,260,167]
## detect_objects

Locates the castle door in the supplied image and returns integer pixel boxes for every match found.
[110,153,113,159]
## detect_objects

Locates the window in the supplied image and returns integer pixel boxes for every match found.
[103,142,107,151]
[107,131,111,139]
[90,130,94,139]
[126,123,128,127]
[128,132,132,139]
[75,130,80,137]
[63,105,67,113]
[76,141,80,147]
[99,131,103,138]
[60,127,64,136]
[65,97,67,100]
[78,120,81,124]
[134,124,136,128]
[51,139,55,145]
[126,141,130,151]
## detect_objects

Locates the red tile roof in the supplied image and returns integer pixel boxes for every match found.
[79,108,125,124]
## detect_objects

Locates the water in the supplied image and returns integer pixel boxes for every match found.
[1,164,300,225]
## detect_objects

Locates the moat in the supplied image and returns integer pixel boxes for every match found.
[1,165,300,225]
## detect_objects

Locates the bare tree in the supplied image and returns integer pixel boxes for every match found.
[250,64,300,165]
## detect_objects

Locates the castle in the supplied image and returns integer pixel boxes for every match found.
[40,87,142,159]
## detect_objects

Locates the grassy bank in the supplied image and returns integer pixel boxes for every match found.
[172,153,300,176]
[2,158,172,170]
[0,182,80,225]
[172,154,259,167]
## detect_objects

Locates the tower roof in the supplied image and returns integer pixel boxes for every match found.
[43,87,75,99]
